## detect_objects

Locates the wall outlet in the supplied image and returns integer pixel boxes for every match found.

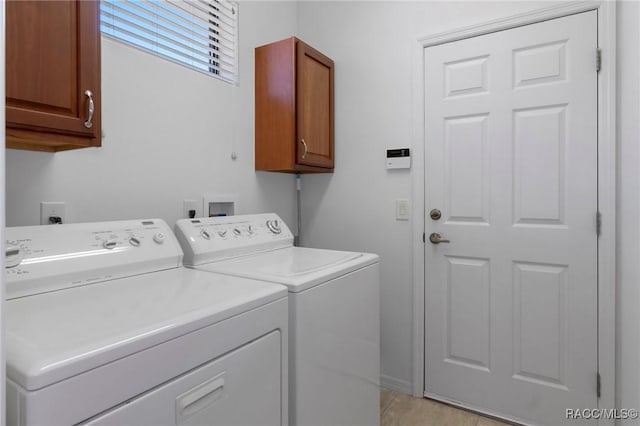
[40,202,66,225]
[183,199,200,219]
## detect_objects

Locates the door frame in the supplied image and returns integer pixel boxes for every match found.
[410,0,616,420]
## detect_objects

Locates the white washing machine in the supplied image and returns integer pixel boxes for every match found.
[5,219,288,426]
[175,213,380,426]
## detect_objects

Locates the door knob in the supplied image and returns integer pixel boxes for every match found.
[429,233,450,244]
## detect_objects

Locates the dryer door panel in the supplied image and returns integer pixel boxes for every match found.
[82,330,282,426]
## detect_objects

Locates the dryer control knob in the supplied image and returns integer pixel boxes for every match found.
[129,236,141,247]
[103,240,117,250]
[233,228,242,236]
[200,230,211,240]
[153,232,166,244]
[5,243,23,268]
[218,230,227,237]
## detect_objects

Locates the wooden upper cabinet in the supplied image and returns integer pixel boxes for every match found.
[255,37,334,173]
[6,0,101,152]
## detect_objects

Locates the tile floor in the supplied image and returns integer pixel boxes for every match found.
[381,389,513,426]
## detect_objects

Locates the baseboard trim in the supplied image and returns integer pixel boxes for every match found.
[380,374,413,395]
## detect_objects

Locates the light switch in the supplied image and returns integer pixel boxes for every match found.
[396,199,410,221]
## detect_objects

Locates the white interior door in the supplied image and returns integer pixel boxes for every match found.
[424,11,598,426]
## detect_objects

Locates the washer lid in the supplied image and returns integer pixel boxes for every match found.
[197,247,379,292]
[6,268,287,391]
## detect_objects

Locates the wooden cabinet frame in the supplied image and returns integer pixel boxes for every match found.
[6,0,101,152]
[255,37,334,173]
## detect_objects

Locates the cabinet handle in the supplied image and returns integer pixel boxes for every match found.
[84,90,94,129]
[301,139,308,160]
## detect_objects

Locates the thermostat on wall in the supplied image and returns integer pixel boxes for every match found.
[386,148,411,169]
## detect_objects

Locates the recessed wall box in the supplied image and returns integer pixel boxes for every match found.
[202,194,237,217]
[386,148,411,169]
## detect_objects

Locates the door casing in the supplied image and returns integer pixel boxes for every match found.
[410,1,616,423]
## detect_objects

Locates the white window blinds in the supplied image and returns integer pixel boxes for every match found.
[101,0,238,84]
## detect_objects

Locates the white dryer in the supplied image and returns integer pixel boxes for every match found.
[5,219,288,426]
[175,213,380,426]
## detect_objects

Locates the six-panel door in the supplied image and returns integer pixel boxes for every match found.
[424,11,598,426]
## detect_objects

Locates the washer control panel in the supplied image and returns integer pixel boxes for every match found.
[5,219,182,300]
[175,213,294,266]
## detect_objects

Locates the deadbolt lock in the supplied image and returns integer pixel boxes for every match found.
[430,209,442,220]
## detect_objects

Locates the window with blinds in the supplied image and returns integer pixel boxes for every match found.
[101,0,238,84]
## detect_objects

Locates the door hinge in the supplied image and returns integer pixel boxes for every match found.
[597,372,601,398]
[423,232,426,243]
[596,48,602,73]
[596,211,602,237]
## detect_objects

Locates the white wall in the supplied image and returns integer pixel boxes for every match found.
[6,1,298,229]
[616,1,640,423]
[298,0,640,414]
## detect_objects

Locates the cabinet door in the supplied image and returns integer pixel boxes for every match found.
[6,0,101,146]
[296,41,334,169]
